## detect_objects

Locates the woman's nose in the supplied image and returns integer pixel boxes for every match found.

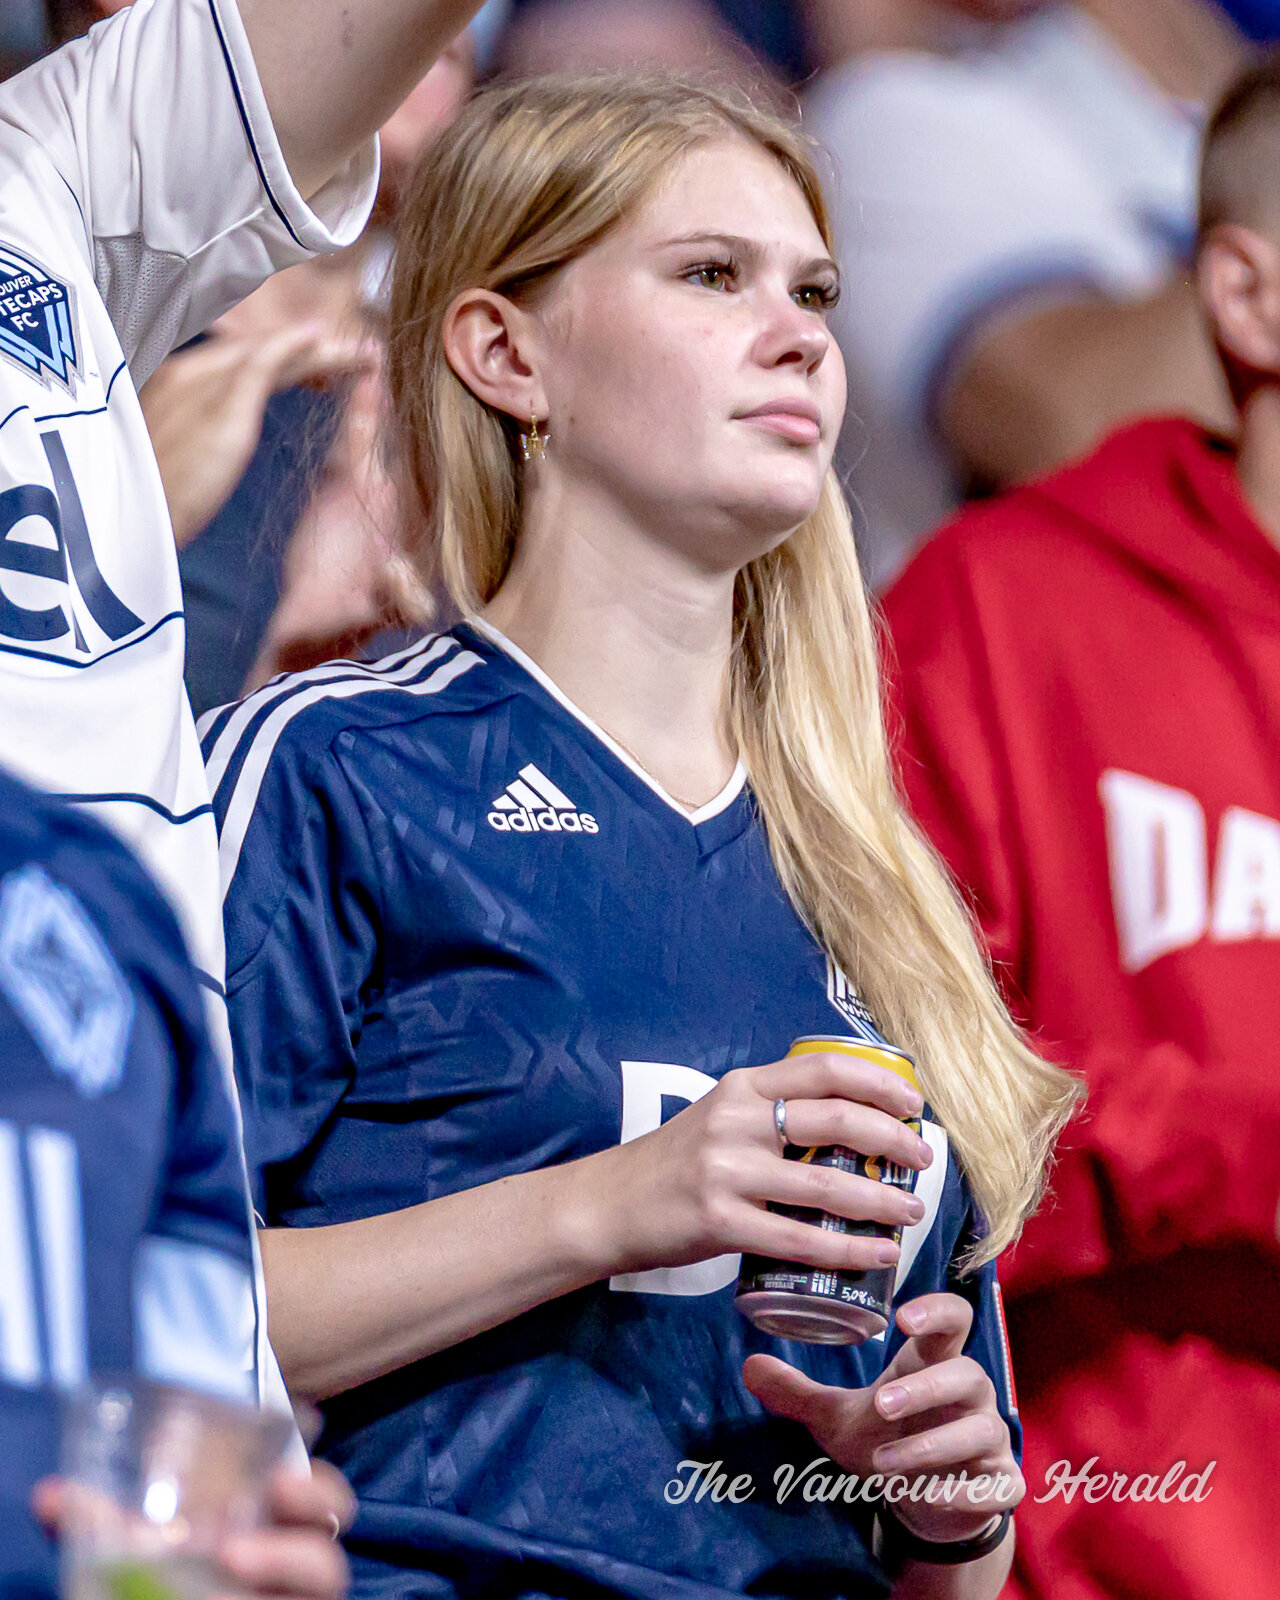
[757,297,830,373]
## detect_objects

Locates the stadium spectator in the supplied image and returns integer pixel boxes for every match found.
[497,0,760,80]
[0,765,354,1598]
[176,26,478,715]
[0,0,490,1550]
[208,73,1082,1600]
[39,0,453,699]
[1,0,483,1038]
[503,0,809,81]
[882,50,1280,1600]
[48,0,434,703]
[804,0,1248,586]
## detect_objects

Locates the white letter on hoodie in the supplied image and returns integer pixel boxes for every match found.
[1211,807,1280,940]
[1099,771,1207,972]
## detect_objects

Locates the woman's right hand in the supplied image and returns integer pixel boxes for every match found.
[587,1050,934,1279]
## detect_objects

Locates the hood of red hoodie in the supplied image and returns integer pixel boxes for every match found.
[1008,415,1280,627]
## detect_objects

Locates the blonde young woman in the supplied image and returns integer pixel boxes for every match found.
[204,75,1080,1600]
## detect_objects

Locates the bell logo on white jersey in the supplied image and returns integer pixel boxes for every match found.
[0,432,143,653]
[487,764,599,835]
[0,244,79,393]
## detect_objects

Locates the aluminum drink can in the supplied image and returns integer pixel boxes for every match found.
[734,1035,922,1345]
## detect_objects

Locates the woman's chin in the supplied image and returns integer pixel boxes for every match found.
[733,489,825,546]
[741,457,827,520]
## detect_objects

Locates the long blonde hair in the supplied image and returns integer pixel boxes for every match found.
[386,73,1082,1265]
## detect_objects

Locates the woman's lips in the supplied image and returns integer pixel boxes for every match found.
[739,409,822,444]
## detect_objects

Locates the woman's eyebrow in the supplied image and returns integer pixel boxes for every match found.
[654,231,839,278]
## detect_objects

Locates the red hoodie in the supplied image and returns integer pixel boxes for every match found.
[882,417,1280,1600]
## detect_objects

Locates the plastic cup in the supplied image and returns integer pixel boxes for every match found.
[59,1379,295,1600]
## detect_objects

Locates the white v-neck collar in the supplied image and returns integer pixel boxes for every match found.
[466,615,748,825]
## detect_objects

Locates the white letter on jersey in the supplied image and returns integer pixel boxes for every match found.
[1211,807,1280,941]
[28,1127,87,1388]
[0,1123,40,1386]
[1098,771,1207,972]
[610,1062,740,1297]
[0,1121,87,1388]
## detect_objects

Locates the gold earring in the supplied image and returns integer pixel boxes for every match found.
[521,415,547,463]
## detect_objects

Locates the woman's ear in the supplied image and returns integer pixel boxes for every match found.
[442,289,547,422]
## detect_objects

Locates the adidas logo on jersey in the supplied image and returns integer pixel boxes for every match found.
[487,764,599,834]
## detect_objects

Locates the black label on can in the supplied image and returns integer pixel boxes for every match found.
[735,1136,921,1326]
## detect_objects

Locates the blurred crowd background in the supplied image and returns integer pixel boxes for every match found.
[9,0,1278,710]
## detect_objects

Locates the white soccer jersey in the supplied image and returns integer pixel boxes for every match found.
[0,0,378,984]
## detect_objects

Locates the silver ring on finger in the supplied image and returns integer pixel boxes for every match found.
[773,1096,790,1151]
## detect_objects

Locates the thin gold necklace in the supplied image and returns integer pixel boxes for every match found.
[473,614,733,810]
[597,724,737,812]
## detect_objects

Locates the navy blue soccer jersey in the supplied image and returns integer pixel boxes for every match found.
[0,765,255,1599]
[205,622,1021,1600]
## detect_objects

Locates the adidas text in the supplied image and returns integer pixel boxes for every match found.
[487,808,599,834]
[488,762,599,835]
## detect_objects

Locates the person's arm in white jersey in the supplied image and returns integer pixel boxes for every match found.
[237,0,487,201]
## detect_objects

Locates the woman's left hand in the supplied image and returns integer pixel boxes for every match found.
[743,1292,1023,1546]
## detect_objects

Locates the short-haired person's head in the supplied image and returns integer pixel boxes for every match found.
[1200,51,1280,235]
[387,73,1080,1263]
[1198,50,1280,390]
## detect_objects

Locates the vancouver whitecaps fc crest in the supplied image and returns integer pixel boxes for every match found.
[0,244,80,392]
[0,864,134,1097]
[826,959,882,1043]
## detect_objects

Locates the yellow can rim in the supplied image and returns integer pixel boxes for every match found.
[789,1034,915,1065]
[787,1035,919,1093]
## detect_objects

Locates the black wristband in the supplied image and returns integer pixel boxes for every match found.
[873,1506,1012,1568]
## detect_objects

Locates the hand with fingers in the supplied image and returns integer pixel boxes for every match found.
[592,1048,933,1281]
[242,360,430,687]
[33,1459,355,1600]
[217,1461,355,1600]
[742,1293,1024,1547]
[139,312,375,549]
